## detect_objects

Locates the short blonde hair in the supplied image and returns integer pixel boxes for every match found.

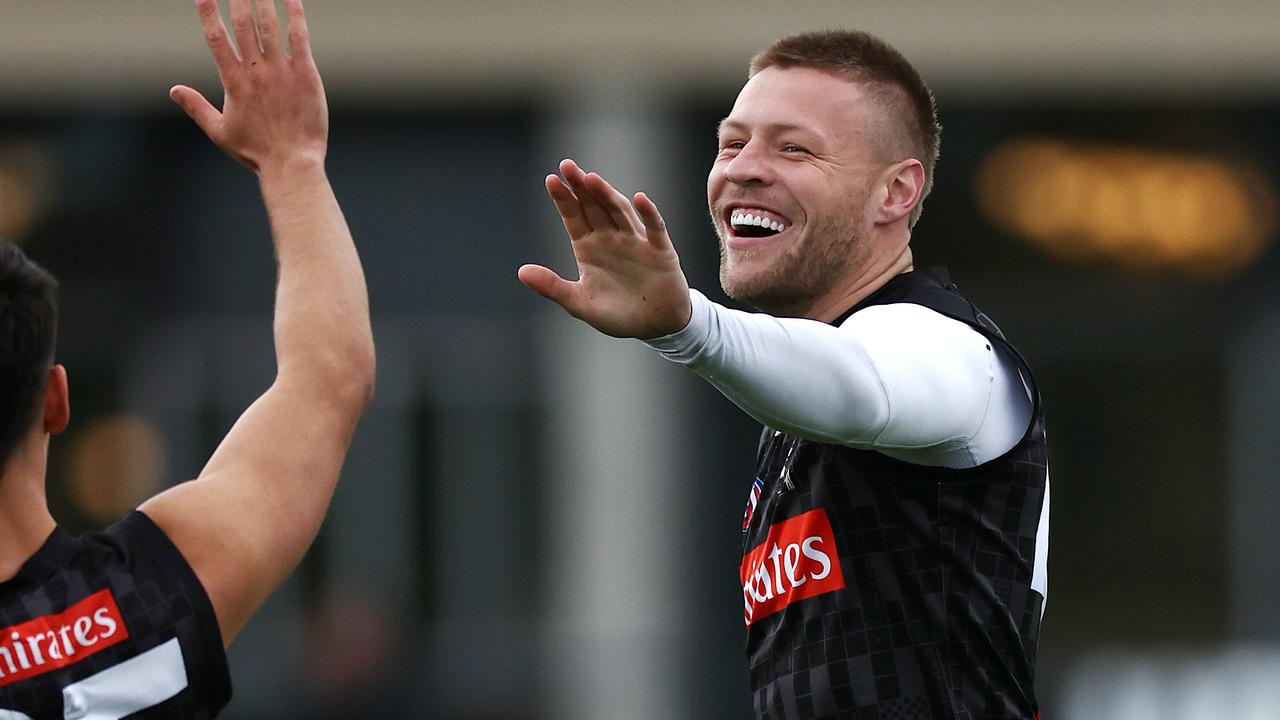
[751,30,942,227]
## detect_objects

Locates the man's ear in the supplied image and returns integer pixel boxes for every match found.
[873,159,925,226]
[43,364,69,435]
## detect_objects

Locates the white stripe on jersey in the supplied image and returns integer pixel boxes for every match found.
[1031,468,1051,617]
[60,638,187,720]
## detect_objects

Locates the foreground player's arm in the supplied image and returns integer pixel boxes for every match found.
[520,161,1027,468]
[645,292,1031,467]
[140,0,375,647]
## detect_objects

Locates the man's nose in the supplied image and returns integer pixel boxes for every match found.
[722,141,774,186]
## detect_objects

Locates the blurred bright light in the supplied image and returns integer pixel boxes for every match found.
[976,138,1277,277]
[0,139,55,242]
[69,413,166,524]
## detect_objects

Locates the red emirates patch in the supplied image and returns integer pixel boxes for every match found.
[740,508,846,626]
[0,589,129,687]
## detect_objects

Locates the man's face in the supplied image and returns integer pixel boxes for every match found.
[708,66,887,315]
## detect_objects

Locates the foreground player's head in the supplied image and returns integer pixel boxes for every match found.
[0,238,65,476]
[709,30,941,317]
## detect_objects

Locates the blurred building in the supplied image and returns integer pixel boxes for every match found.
[2,2,1279,718]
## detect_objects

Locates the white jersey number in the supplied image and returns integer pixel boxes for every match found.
[2,638,188,720]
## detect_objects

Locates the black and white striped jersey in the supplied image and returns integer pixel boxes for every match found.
[0,512,230,719]
[741,268,1049,720]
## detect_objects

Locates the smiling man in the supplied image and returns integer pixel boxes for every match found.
[521,30,1049,720]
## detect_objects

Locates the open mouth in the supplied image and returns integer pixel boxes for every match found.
[727,206,790,239]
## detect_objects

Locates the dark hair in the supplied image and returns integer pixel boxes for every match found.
[750,30,942,227]
[0,238,58,472]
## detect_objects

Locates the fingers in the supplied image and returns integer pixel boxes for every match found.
[546,174,592,238]
[584,172,643,234]
[558,157,584,183]
[517,264,582,316]
[557,159,645,234]
[284,0,313,63]
[196,0,240,71]
[170,86,223,138]
[634,192,674,250]
[255,0,282,56]
[228,0,261,60]
[550,158,658,246]
[558,159,615,232]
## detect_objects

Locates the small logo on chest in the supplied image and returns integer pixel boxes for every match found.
[742,477,764,532]
[740,508,846,626]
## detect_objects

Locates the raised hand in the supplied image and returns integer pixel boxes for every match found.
[169,0,327,175]
[519,159,693,339]
[143,0,373,648]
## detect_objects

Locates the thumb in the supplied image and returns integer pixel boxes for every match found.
[169,85,222,138]
[518,264,582,316]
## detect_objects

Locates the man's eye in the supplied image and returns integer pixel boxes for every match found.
[720,140,746,151]
[783,144,808,153]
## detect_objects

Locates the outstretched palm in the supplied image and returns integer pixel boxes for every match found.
[519,159,692,339]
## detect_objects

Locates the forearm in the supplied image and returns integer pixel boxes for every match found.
[647,290,892,444]
[259,159,375,402]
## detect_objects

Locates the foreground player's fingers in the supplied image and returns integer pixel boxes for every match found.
[284,0,313,62]
[254,0,282,56]
[517,264,583,316]
[585,172,643,235]
[228,0,261,60]
[560,160,616,232]
[170,86,223,138]
[558,158,587,186]
[196,0,240,71]
[634,192,674,250]
[546,174,593,237]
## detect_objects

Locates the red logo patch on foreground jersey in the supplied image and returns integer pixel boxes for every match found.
[740,508,845,626]
[0,589,128,687]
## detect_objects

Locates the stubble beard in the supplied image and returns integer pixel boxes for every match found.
[716,211,866,318]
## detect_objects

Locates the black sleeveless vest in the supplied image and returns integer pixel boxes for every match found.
[740,267,1048,720]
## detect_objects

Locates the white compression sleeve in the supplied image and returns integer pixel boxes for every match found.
[645,289,1032,468]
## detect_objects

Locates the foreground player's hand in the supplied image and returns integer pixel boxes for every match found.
[519,159,693,339]
[170,0,327,175]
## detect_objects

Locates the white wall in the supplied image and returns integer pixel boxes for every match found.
[1,1,1278,108]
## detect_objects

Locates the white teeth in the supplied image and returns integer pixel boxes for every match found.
[729,210,787,233]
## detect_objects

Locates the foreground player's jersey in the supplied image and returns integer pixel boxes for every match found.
[0,512,230,719]
[741,268,1049,720]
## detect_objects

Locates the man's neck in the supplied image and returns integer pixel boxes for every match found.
[805,244,914,324]
[0,448,56,583]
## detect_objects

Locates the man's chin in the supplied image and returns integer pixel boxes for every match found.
[720,267,780,309]
[721,259,833,317]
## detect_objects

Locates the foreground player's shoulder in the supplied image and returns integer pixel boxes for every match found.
[837,302,991,353]
[97,511,230,675]
[0,513,230,719]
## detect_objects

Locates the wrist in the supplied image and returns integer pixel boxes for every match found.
[652,297,693,339]
[644,289,707,351]
[256,152,327,187]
